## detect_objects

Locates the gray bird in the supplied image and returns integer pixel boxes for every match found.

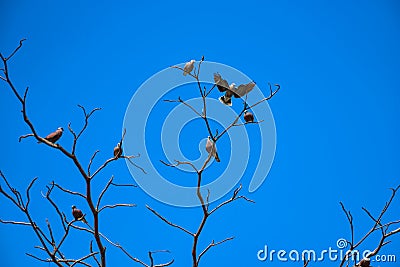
[205,136,220,162]
[72,205,87,223]
[38,127,64,143]
[183,60,195,76]
[213,73,256,106]
[114,142,122,158]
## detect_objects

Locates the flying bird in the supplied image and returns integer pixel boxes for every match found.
[183,60,195,76]
[205,136,220,162]
[72,205,87,223]
[213,73,232,106]
[38,127,64,143]
[244,110,254,123]
[114,142,122,158]
[213,73,256,106]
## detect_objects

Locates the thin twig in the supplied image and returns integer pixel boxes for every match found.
[146,205,195,236]
[197,237,234,264]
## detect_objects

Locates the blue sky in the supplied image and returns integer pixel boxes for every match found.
[1,1,400,266]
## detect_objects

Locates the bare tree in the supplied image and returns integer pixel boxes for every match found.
[0,39,173,267]
[146,58,280,267]
[339,185,400,267]
[302,185,400,267]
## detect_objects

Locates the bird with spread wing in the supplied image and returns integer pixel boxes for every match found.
[213,73,255,106]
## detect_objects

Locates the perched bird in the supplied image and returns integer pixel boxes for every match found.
[72,205,87,223]
[244,110,254,123]
[38,127,64,143]
[213,73,256,106]
[183,60,195,76]
[357,258,371,267]
[114,142,122,158]
[205,136,220,162]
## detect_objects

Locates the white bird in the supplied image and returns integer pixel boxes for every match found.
[205,136,220,162]
[183,60,195,76]
[213,73,256,106]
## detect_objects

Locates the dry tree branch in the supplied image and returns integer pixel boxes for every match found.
[96,176,115,211]
[116,246,174,267]
[197,237,234,265]
[110,182,137,187]
[339,202,354,249]
[208,184,255,216]
[19,133,34,142]
[164,97,203,117]
[87,150,100,176]
[160,159,199,173]
[0,173,64,267]
[0,219,32,226]
[90,240,101,267]
[90,154,141,179]
[146,205,195,236]
[96,176,137,212]
[339,185,400,267]
[98,204,136,213]
[69,252,99,267]
[148,250,175,267]
[67,105,102,155]
[51,181,86,199]
[232,119,264,127]
[1,39,168,267]
[126,156,147,174]
[149,58,279,267]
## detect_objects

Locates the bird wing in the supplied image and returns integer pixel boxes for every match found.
[73,208,83,219]
[234,82,256,98]
[206,139,218,157]
[183,61,194,75]
[213,73,229,92]
[205,139,212,153]
[45,130,61,141]
[114,146,120,157]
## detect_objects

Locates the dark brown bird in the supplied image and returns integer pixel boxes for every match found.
[244,110,254,123]
[72,205,87,223]
[358,258,371,267]
[38,127,64,143]
[114,142,122,158]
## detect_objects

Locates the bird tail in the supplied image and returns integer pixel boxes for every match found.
[215,152,221,162]
[183,71,188,76]
[219,96,232,106]
[81,216,88,224]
